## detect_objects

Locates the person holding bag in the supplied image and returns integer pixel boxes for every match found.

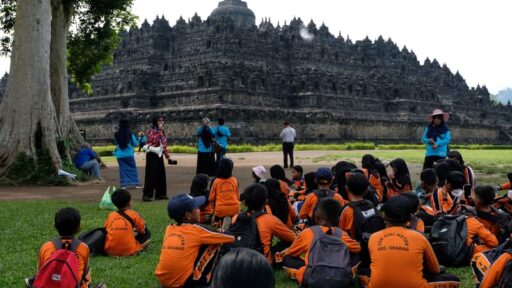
[142,115,172,202]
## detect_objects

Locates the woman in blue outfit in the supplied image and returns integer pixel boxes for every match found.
[196,117,216,176]
[422,109,451,169]
[114,119,140,188]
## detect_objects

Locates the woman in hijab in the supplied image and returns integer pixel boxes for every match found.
[422,109,451,169]
[385,158,413,198]
[142,115,171,202]
[114,119,140,189]
[196,117,216,176]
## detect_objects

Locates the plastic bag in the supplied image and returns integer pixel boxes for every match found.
[99,186,117,210]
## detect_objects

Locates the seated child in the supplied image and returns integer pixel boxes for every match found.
[494,172,512,214]
[400,192,425,233]
[252,165,267,183]
[104,189,150,256]
[368,196,460,288]
[263,179,296,228]
[270,164,293,196]
[479,237,512,288]
[239,184,296,263]
[338,173,384,280]
[290,165,305,191]
[361,154,384,202]
[276,198,360,286]
[444,171,466,214]
[290,172,317,216]
[417,168,449,216]
[472,185,512,242]
[384,158,412,198]
[190,173,213,223]
[209,158,240,225]
[26,207,106,288]
[155,194,235,288]
[211,248,275,288]
[299,167,345,224]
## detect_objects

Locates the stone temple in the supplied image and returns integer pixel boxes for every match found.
[4,0,512,144]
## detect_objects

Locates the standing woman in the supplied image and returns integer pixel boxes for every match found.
[142,115,170,202]
[196,117,216,176]
[422,109,451,169]
[114,119,140,189]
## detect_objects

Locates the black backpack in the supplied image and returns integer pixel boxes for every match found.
[348,200,386,268]
[471,240,512,284]
[303,226,352,288]
[477,207,512,243]
[498,252,512,288]
[430,214,473,266]
[308,190,336,226]
[78,228,106,256]
[226,211,264,253]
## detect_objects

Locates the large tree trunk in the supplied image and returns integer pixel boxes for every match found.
[0,0,62,171]
[50,0,85,158]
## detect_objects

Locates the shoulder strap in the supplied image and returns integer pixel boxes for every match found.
[117,210,136,228]
[432,188,441,212]
[466,167,474,186]
[331,227,343,238]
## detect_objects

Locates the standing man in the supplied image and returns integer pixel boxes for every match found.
[214,117,231,164]
[280,121,296,169]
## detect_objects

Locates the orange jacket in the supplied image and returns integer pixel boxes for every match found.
[480,252,512,288]
[299,191,345,220]
[361,169,384,202]
[155,224,234,288]
[104,209,147,256]
[209,177,240,218]
[234,212,296,263]
[466,217,499,257]
[368,226,440,288]
[279,226,360,285]
[38,238,91,288]
[385,182,412,198]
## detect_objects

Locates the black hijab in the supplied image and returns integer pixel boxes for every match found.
[426,120,449,141]
[361,154,380,178]
[390,158,411,190]
[304,172,318,194]
[448,151,465,166]
[270,165,289,185]
[263,179,289,224]
[190,174,209,197]
[216,158,234,179]
[115,119,132,150]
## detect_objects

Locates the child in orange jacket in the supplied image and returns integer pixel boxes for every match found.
[209,158,240,223]
[276,198,360,286]
[104,189,150,256]
[385,158,412,198]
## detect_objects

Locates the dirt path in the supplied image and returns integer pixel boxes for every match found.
[0,151,425,201]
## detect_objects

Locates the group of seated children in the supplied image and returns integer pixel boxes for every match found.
[28,150,512,288]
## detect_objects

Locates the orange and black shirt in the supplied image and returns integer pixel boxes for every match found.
[480,252,512,288]
[155,223,234,288]
[279,225,360,285]
[299,190,346,220]
[104,209,147,256]
[368,226,440,288]
[38,238,91,288]
[209,176,240,218]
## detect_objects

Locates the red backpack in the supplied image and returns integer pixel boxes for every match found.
[32,238,82,288]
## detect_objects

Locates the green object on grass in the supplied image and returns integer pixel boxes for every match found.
[99,186,116,210]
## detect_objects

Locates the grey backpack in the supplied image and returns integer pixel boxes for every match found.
[303,226,352,288]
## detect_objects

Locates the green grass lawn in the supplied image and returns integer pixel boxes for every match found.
[0,200,478,288]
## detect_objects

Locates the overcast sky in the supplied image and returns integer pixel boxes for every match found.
[0,0,510,94]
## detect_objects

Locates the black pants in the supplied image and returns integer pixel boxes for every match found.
[135,227,151,244]
[138,141,146,152]
[282,255,305,269]
[424,270,460,287]
[282,142,294,168]
[143,153,167,199]
[423,155,445,169]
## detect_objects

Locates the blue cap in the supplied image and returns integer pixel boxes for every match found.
[167,194,206,220]
[315,167,333,184]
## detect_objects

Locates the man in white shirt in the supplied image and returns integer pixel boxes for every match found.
[280,121,296,168]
